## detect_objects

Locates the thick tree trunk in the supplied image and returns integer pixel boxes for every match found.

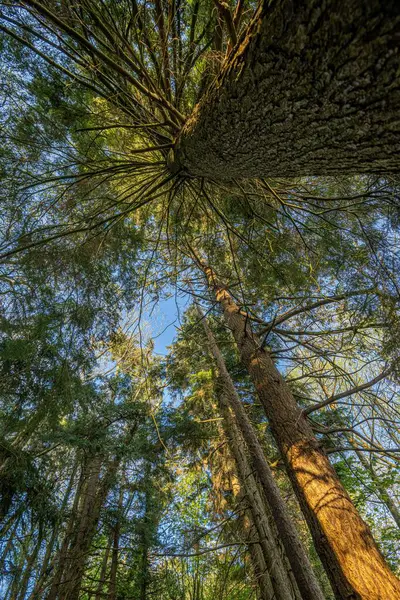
[175,0,400,179]
[202,264,400,599]
[199,307,324,600]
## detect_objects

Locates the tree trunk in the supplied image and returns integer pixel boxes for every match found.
[9,536,28,600]
[59,454,119,600]
[107,527,119,600]
[199,306,324,600]
[352,442,400,529]
[47,453,111,600]
[30,460,78,600]
[219,391,299,600]
[94,539,111,600]
[17,527,42,600]
[202,263,400,599]
[174,0,400,179]
[46,461,87,600]
[0,513,21,573]
[139,484,151,600]
[245,522,274,600]
[107,486,123,600]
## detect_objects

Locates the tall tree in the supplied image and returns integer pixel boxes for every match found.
[175,0,400,178]
[198,260,400,599]
[197,304,324,600]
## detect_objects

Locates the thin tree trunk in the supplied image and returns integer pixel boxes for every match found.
[0,513,21,573]
[202,263,400,599]
[215,393,296,600]
[8,539,27,600]
[244,519,274,600]
[199,305,323,600]
[352,442,400,529]
[46,461,86,600]
[17,527,42,600]
[175,0,400,179]
[219,392,299,600]
[51,422,137,600]
[107,528,119,600]
[94,538,111,600]
[30,460,79,600]
[46,453,108,600]
[107,486,123,600]
[139,481,151,600]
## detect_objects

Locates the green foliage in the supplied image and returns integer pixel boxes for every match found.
[0,1,399,598]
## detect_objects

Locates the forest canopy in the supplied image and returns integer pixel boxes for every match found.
[0,1,400,599]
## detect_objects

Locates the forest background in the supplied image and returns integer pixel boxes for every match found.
[0,1,400,599]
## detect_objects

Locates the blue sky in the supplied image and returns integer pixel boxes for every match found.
[147,293,190,357]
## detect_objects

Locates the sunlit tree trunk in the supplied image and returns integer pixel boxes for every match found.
[175,0,400,179]
[202,263,400,599]
[199,306,324,600]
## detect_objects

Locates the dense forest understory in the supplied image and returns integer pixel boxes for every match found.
[0,1,400,599]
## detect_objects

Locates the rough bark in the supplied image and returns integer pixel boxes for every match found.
[55,454,105,600]
[199,307,324,600]
[236,487,277,600]
[174,0,400,179]
[218,389,298,600]
[203,264,400,600]
[246,524,274,600]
